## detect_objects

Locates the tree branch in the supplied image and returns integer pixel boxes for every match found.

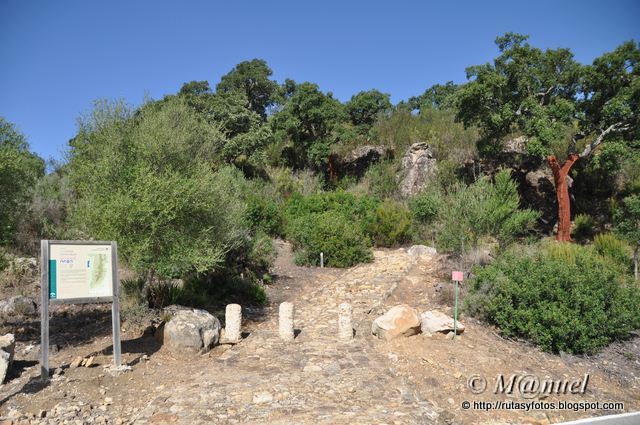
[579,122,630,158]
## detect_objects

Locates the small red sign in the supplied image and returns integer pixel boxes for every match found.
[452,271,464,281]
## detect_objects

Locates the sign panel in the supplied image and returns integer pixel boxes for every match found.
[452,271,464,282]
[40,240,121,382]
[49,243,113,300]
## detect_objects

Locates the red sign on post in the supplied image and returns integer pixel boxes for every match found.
[452,271,464,282]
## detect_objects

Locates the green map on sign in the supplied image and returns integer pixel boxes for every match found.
[88,253,109,289]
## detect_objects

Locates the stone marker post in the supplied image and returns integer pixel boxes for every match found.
[279,302,295,341]
[225,304,242,343]
[338,303,353,340]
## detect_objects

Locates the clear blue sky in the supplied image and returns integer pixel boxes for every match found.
[1,0,639,161]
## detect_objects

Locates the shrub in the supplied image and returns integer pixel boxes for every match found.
[288,212,372,267]
[466,243,640,354]
[367,200,411,247]
[572,214,594,241]
[284,190,378,234]
[409,190,442,224]
[0,117,45,245]
[245,195,283,236]
[593,233,630,270]
[436,169,539,254]
[363,160,398,199]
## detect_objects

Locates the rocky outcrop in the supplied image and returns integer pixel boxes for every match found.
[0,296,38,316]
[1,333,16,384]
[329,145,391,180]
[398,143,437,197]
[161,307,221,354]
[371,304,421,340]
[420,310,464,335]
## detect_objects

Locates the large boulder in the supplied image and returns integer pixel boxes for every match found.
[420,310,465,335]
[162,308,221,354]
[398,143,437,198]
[372,305,421,340]
[0,296,37,317]
[0,333,16,384]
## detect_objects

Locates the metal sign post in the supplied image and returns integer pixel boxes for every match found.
[40,240,121,382]
[451,271,464,340]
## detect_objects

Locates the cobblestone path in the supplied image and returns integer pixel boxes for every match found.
[132,249,440,424]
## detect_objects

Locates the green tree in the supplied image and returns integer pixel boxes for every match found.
[178,82,274,166]
[456,34,639,241]
[271,81,347,169]
[216,59,280,119]
[0,117,44,244]
[408,81,459,112]
[345,90,392,133]
[614,195,640,278]
[68,98,249,282]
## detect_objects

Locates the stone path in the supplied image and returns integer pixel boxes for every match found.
[130,249,440,424]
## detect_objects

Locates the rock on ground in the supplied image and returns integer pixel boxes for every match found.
[398,142,437,198]
[372,304,421,340]
[0,295,38,316]
[420,310,465,335]
[407,245,437,258]
[162,307,221,354]
[0,333,16,384]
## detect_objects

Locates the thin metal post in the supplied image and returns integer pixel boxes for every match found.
[320,252,324,268]
[453,279,459,339]
[111,242,121,367]
[40,240,49,382]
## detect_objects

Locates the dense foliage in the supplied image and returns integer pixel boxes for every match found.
[466,242,640,354]
[1,33,638,351]
[0,118,44,244]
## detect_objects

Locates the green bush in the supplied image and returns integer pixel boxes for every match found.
[572,214,594,241]
[409,190,442,224]
[288,211,372,267]
[284,190,378,233]
[245,195,283,236]
[466,243,640,354]
[367,200,411,247]
[363,160,398,199]
[0,117,45,245]
[436,169,539,254]
[593,233,630,270]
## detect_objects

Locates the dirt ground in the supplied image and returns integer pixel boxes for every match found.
[0,242,638,424]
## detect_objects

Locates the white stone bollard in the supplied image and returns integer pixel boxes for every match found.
[225,304,242,343]
[338,303,353,340]
[279,302,295,341]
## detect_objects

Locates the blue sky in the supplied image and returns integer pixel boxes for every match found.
[1,0,639,161]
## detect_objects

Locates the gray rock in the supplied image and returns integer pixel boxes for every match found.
[0,333,16,384]
[407,245,437,258]
[0,295,37,316]
[420,310,465,335]
[372,305,421,340]
[163,308,221,354]
[398,143,438,198]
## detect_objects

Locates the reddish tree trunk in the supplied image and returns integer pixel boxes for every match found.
[547,154,580,242]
